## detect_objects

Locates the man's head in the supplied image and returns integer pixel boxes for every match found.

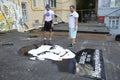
[45,4,50,11]
[69,5,75,12]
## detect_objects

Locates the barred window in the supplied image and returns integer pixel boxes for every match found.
[109,17,120,29]
[21,2,28,22]
[44,0,56,8]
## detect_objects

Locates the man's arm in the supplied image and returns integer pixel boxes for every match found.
[75,17,78,30]
[52,14,54,27]
[42,15,45,27]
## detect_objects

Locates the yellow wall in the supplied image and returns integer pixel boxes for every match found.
[10,0,76,28]
[19,0,44,28]
[54,0,76,22]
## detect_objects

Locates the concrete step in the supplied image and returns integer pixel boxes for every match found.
[54,23,109,34]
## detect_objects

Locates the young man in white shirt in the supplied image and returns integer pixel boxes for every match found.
[68,5,79,47]
[42,4,54,43]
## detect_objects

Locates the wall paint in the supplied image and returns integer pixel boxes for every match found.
[0,0,22,31]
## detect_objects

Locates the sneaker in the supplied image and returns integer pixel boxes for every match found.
[49,38,52,41]
[43,38,47,45]
[49,39,52,43]
[43,38,47,41]
[69,42,76,48]
[69,44,74,48]
[48,39,52,45]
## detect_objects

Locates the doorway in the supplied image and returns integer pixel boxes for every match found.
[76,0,98,22]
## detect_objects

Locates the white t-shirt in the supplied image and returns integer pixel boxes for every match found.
[44,10,54,22]
[69,11,79,28]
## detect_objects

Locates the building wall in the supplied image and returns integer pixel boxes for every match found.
[98,0,120,16]
[11,0,76,28]
[0,0,23,31]
[12,0,44,28]
[98,0,120,35]
[53,0,76,23]
[0,0,76,31]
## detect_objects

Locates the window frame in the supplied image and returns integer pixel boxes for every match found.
[44,0,56,8]
[110,0,120,8]
[21,2,28,22]
[33,0,39,8]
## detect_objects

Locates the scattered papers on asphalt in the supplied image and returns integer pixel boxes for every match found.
[28,45,75,61]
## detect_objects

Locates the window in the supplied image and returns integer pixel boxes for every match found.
[98,0,120,8]
[111,0,120,7]
[33,0,39,8]
[44,0,56,8]
[21,2,28,22]
[50,0,56,8]
[98,0,110,8]
[109,17,120,29]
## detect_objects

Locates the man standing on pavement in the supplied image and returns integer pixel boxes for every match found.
[42,4,54,43]
[68,5,79,47]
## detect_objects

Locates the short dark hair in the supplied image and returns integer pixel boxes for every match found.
[70,5,75,9]
[46,4,50,8]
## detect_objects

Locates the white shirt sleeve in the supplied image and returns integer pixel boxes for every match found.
[74,12,79,18]
[51,10,55,15]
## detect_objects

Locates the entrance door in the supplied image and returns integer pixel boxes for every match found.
[76,0,98,22]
